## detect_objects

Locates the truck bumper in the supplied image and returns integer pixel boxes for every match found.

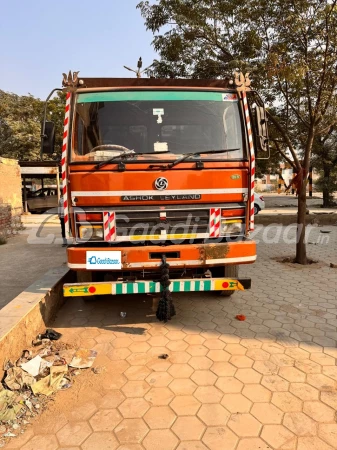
[67,240,256,270]
[64,277,251,297]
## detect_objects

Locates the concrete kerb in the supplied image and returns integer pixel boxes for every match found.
[0,266,75,378]
[255,212,337,226]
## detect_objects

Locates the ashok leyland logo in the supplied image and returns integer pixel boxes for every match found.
[154,177,168,190]
[86,251,122,270]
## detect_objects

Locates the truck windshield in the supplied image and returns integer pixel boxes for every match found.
[71,90,244,162]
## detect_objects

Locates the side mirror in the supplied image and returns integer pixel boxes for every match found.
[41,121,55,155]
[255,106,269,152]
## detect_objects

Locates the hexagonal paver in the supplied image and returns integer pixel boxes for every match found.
[246,349,270,361]
[290,383,319,401]
[225,344,247,355]
[172,416,206,440]
[204,338,225,349]
[189,356,212,370]
[144,406,176,429]
[176,442,208,450]
[322,366,337,381]
[194,386,223,403]
[321,391,337,410]
[128,342,151,353]
[191,370,217,386]
[251,403,283,424]
[114,419,149,443]
[307,374,336,391]
[211,362,237,377]
[221,393,252,413]
[242,384,271,403]
[310,352,336,366]
[187,345,208,356]
[127,353,152,366]
[262,343,285,354]
[124,365,151,381]
[297,437,335,450]
[234,368,262,384]
[107,348,131,361]
[197,404,230,426]
[145,387,174,406]
[167,340,188,351]
[216,376,243,394]
[122,381,151,398]
[96,391,125,409]
[56,422,92,447]
[169,378,197,395]
[253,360,278,375]
[82,432,119,450]
[146,372,173,387]
[169,351,191,364]
[261,375,289,392]
[89,409,123,431]
[303,401,336,423]
[118,398,150,418]
[170,395,201,415]
[295,359,322,374]
[207,350,231,362]
[236,438,271,450]
[21,435,58,450]
[184,335,205,345]
[102,373,128,390]
[147,358,171,372]
[283,412,317,436]
[318,424,337,448]
[202,426,238,450]
[261,424,296,449]
[112,337,133,348]
[230,356,253,368]
[143,429,179,450]
[168,363,194,378]
[272,392,303,412]
[227,413,262,437]
[279,366,306,382]
[148,336,169,347]
[286,347,310,360]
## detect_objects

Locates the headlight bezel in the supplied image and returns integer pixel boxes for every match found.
[79,225,104,241]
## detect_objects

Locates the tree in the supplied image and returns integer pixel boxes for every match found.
[312,129,337,207]
[0,90,65,161]
[138,0,337,264]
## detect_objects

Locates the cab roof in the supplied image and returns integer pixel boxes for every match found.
[79,77,232,89]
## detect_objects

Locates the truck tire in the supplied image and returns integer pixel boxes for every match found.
[212,265,239,297]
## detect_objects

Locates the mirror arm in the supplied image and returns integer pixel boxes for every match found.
[40,88,63,160]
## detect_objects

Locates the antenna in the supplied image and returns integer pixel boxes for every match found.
[123,57,152,78]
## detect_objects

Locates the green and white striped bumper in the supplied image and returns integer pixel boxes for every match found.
[63,278,251,297]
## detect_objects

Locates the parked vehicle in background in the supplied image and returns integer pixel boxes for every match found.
[26,188,58,212]
[254,193,265,214]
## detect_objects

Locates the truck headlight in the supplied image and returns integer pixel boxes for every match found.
[79,225,104,240]
[220,219,243,235]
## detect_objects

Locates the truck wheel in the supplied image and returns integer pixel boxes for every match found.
[212,265,239,297]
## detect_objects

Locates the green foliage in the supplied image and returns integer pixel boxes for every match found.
[0,90,65,161]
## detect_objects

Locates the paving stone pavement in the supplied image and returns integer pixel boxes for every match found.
[6,227,337,450]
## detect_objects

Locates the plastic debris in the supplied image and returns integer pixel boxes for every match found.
[38,329,62,341]
[236,314,246,321]
[0,391,23,421]
[21,356,44,377]
[32,365,68,397]
[69,349,97,369]
[120,312,127,318]
[158,354,169,359]
[4,367,35,391]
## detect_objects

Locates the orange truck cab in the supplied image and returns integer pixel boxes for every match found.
[41,72,268,321]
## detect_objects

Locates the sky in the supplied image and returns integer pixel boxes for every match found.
[0,0,157,99]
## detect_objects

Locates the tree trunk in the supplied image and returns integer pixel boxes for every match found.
[322,166,331,208]
[295,128,315,265]
[295,177,308,264]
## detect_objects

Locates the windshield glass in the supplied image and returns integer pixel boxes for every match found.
[71,91,244,162]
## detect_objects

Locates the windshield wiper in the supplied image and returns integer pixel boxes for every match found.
[95,151,169,169]
[167,148,240,169]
